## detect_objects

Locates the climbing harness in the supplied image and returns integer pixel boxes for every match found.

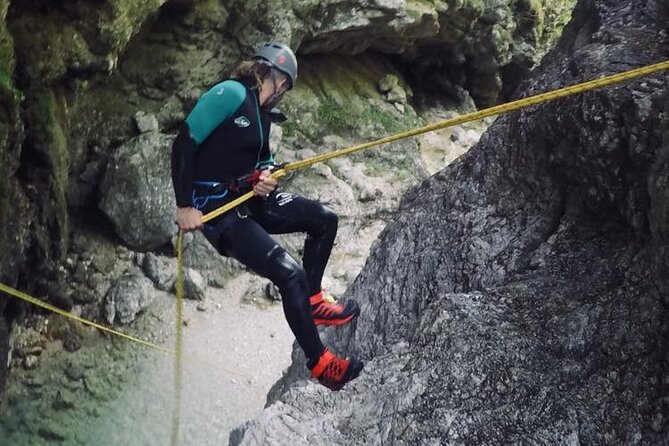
[191,169,273,211]
[192,181,230,210]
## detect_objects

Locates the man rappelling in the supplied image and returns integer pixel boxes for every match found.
[170,42,363,390]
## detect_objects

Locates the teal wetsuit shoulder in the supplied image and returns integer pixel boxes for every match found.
[185,80,247,145]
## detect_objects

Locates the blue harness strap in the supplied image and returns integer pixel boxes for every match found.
[192,181,229,210]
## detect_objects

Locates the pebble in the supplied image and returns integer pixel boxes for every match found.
[38,425,66,442]
[21,346,44,357]
[25,375,45,388]
[65,256,77,270]
[52,390,76,411]
[63,339,81,353]
[23,356,40,370]
[61,378,83,391]
[65,363,87,381]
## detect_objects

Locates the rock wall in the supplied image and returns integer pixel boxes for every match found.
[0,0,25,394]
[231,0,577,107]
[233,0,669,444]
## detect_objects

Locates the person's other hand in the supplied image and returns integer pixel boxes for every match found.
[176,207,203,231]
[253,169,277,197]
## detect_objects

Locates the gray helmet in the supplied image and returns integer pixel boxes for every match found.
[252,42,298,89]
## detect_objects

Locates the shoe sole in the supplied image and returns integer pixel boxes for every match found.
[313,313,357,326]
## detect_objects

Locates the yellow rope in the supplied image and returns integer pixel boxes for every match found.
[0,282,251,378]
[201,59,669,223]
[0,282,174,354]
[171,230,185,446]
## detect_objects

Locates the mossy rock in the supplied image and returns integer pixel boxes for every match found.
[0,1,20,101]
[9,0,169,84]
[21,89,70,261]
[10,18,93,84]
[275,54,425,188]
[280,54,420,142]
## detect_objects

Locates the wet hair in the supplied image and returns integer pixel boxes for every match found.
[232,60,272,91]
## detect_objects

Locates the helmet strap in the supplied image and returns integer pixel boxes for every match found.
[262,68,287,110]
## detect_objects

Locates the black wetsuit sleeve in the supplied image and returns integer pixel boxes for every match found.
[171,122,198,208]
[171,80,248,207]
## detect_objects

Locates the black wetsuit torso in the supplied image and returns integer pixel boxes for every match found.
[171,79,335,365]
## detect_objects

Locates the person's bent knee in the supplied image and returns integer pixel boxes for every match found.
[316,204,338,236]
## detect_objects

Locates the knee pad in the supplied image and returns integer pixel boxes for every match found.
[265,246,308,292]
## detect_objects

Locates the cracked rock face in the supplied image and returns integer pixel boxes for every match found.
[232,0,669,444]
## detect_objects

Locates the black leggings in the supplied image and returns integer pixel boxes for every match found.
[201,191,338,363]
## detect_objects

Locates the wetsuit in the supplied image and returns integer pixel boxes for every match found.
[171,79,333,364]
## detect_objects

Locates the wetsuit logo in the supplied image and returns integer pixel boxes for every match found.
[234,116,251,128]
[275,192,295,206]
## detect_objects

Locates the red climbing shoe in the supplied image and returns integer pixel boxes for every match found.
[310,348,364,391]
[310,291,360,326]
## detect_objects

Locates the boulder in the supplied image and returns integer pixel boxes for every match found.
[182,267,206,301]
[99,133,176,251]
[142,252,176,291]
[181,232,244,288]
[104,273,155,325]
